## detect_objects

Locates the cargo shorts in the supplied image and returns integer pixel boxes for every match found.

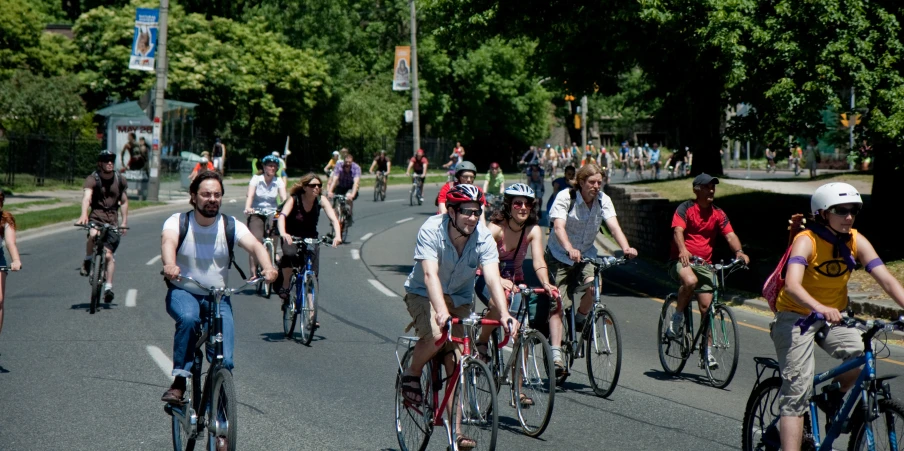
[668,260,716,292]
[545,248,595,311]
[403,293,470,351]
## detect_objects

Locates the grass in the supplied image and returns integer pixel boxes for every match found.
[14,200,164,232]
[5,198,62,212]
[850,260,904,297]
[2,179,84,194]
[631,178,759,201]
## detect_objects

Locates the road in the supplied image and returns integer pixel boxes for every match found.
[1,178,902,450]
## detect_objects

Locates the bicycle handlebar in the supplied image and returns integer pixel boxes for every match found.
[249,208,277,217]
[435,317,515,349]
[160,272,263,296]
[75,222,129,232]
[689,256,747,272]
[581,256,629,270]
[795,312,904,342]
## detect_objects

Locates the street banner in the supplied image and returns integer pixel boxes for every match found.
[129,8,159,72]
[393,46,411,91]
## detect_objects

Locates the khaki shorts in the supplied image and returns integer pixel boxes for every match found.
[403,293,470,344]
[668,260,715,293]
[546,248,595,311]
[770,311,864,416]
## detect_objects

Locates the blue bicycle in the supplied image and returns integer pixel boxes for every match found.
[742,313,904,450]
[282,236,327,345]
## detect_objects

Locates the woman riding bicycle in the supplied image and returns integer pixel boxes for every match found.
[275,173,342,305]
[243,155,288,279]
[0,191,23,341]
[770,182,904,450]
[474,183,564,379]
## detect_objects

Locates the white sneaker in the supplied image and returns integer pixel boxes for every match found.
[700,352,719,370]
[666,312,684,338]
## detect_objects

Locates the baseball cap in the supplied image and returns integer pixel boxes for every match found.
[692,173,720,186]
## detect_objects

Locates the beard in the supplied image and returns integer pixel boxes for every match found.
[196,202,220,218]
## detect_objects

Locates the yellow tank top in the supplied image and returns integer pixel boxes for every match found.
[775,229,858,315]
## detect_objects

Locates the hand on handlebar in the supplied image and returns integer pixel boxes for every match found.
[567,248,582,263]
[162,264,181,280]
[281,233,293,245]
[260,268,278,283]
[622,247,638,259]
[736,252,750,265]
[331,235,341,248]
[243,208,253,215]
[76,215,89,226]
[435,310,451,329]
[815,305,843,324]
[500,314,519,335]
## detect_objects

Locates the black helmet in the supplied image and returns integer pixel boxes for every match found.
[98,149,116,162]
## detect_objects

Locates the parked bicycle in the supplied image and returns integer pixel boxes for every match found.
[374,171,387,202]
[282,236,328,346]
[163,274,261,451]
[657,257,745,389]
[556,256,626,398]
[409,175,423,206]
[250,207,278,298]
[331,194,350,243]
[75,222,128,314]
[395,316,511,451]
[742,313,904,451]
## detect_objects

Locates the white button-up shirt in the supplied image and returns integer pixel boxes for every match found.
[547,189,617,266]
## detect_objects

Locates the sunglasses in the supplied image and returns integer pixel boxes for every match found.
[512,200,533,209]
[457,207,482,218]
[307,183,322,188]
[99,158,115,163]
[827,205,861,217]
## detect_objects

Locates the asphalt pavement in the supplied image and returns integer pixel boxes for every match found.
[2,178,903,450]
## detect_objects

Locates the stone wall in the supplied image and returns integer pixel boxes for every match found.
[603,184,673,259]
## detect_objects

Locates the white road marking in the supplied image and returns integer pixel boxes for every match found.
[146,255,161,265]
[147,345,175,382]
[125,289,138,307]
[396,217,413,224]
[351,249,360,260]
[368,279,398,297]
[360,233,374,241]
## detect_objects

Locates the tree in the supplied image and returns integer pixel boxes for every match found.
[0,70,88,135]
[0,0,78,80]
[587,67,662,144]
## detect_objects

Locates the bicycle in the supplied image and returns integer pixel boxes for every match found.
[249,208,278,298]
[395,316,511,451]
[373,171,387,202]
[742,313,904,451]
[75,222,128,314]
[481,284,556,438]
[556,256,626,398]
[484,194,503,220]
[163,274,262,451]
[281,236,327,346]
[331,194,350,243]
[657,257,745,389]
[408,175,424,206]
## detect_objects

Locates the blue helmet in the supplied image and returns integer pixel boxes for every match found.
[261,155,280,166]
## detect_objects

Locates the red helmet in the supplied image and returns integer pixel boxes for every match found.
[416,148,425,155]
[445,184,483,206]
[489,162,500,169]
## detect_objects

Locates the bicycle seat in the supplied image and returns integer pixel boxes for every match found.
[877,375,899,384]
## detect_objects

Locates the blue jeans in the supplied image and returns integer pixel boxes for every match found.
[165,285,235,378]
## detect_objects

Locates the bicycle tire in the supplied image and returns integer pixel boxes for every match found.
[586,308,622,398]
[90,253,104,314]
[298,274,318,346]
[263,241,275,298]
[453,359,498,451]
[741,376,782,451]
[170,408,196,451]
[208,367,237,451]
[395,348,433,451]
[340,209,349,243]
[514,330,555,438]
[705,305,740,389]
[486,328,505,394]
[556,316,575,386]
[657,294,691,375]
[381,179,387,201]
[848,398,904,451]
[282,274,297,338]
[410,185,416,206]
[374,179,380,201]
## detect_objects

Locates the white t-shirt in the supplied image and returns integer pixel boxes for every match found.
[249,174,284,210]
[162,212,251,295]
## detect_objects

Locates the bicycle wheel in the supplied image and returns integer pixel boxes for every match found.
[848,398,904,451]
[410,185,416,206]
[514,330,555,438]
[453,359,497,451]
[657,294,690,375]
[395,349,433,451]
[741,377,784,451]
[381,178,387,201]
[374,180,380,201]
[90,253,104,314]
[298,274,318,346]
[282,274,297,338]
[416,184,423,205]
[263,241,275,298]
[486,327,505,393]
[340,210,349,243]
[170,409,196,451]
[556,316,574,386]
[586,308,622,398]
[208,367,237,451]
[705,305,740,389]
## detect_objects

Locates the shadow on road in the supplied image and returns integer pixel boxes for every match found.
[260,332,326,344]
[371,264,414,276]
[643,368,712,386]
[69,303,116,312]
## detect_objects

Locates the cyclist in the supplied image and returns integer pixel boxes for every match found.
[243,155,288,279]
[544,144,558,178]
[160,171,278,411]
[189,151,215,182]
[632,143,647,175]
[771,182,904,450]
[368,150,391,194]
[482,162,505,196]
[546,163,637,376]
[275,173,342,304]
[405,148,429,202]
[667,146,688,178]
[618,142,631,178]
[765,147,776,172]
[648,142,662,179]
[327,152,361,228]
[546,165,575,217]
[211,137,226,175]
[526,162,545,216]
[441,147,462,174]
[399,184,518,450]
[323,150,340,176]
[788,145,802,176]
[0,191,23,340]
[473,184,562,378]
[520,146,542,167]
[76,150,128,304]
[666,174,750,368]
[453,141,465,158]
[437,161,486,218]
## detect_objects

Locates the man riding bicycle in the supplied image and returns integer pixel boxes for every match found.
[243,154,287,279]
[160,171,278,413]
[666,174,750,369]
[399,184,518,450]
[648,143,662,179]
[437,161,486,221]
[546,163,637,375]
[405,149,429,203]
[618,142,630,177]
[526,162,545,216]
[369,149,391,188]
[77,149,129,303]
[327,152,361,227]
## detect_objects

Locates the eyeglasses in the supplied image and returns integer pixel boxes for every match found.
[512,200,533,209]
[307,183,322,188]
[827,205,861,217]
[198,192,223,200]
[457,207,482,218]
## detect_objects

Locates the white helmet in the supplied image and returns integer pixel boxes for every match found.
[810,182,862,215]
[504,183,535,199]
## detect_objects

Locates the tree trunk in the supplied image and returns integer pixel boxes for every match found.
[867,141,904,258]
[668,76,725,177]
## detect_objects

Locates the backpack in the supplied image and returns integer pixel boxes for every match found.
[762,214,806,311]
[176,211,246,279]
[92,171,126,209]
[564,188,610,236]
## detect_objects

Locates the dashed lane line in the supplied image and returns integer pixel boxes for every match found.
[360,233,374,242]
[147,345,175,382]
[146,255,162,265]
[125,289,138,307]
[396,217,413,224]
[351,249,360,260]
[368,279,398,297]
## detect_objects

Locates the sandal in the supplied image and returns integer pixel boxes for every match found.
[278,288,290,301]
[456,435,477,450]
[475,342,491,364]
[519,393,534,406]
[554,360,566,378]
[400,374,423,405]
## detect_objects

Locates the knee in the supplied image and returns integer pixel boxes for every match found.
[680,275,698,290]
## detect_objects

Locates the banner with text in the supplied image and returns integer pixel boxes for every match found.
[393,46,411,91]
[129,8,159,72]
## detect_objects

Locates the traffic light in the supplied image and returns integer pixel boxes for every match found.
[564,94,575,102]
[840,113,862,127]
[574,114,581,129]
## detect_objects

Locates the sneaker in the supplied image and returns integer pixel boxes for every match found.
[80,260,91,277]
[666,312,684,338]
[700,353,719,370]
[104,289,114,303]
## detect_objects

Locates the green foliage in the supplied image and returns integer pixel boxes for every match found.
[588,67,662,142]
[0,0,78,79]
[338,79,408,156]
[0,70,88,135]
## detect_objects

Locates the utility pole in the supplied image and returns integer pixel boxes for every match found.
[849,86,855,152]
[409,0,420,157]
[580,95,588,147]
[148,0,169,201]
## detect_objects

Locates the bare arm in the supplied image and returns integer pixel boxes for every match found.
[277,196,293,239]
[438,202,448,214]
[422,260,451,329]
[553,218,577,260]
[673,226,691,266]
[4,226,21,271]
[480,262,517,333]
[528,226,553,288]
[77,188,92,224]
[724,231,749,264]
[856,234,904,308]
[387,162,391,174]
[119,190,129,229]
[369,160,377,173]
[421,161,428,177]
[604,216,636,258]
[405,161,414,175]
[237,232,276,281]
[161,228,180,279]
[320,195,343,247]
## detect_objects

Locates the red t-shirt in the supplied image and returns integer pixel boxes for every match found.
[410,156,428,173]
[670,200,734,263]
[437,182,487,212]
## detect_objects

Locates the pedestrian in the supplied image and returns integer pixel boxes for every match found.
[211,138,227,176]
[804,139,819,178]
[0,191,23,340]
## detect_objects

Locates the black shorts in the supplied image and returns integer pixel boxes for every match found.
[334,186,359,200]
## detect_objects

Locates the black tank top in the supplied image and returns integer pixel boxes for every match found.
[285,195,319,238]
[376,156,389,172]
